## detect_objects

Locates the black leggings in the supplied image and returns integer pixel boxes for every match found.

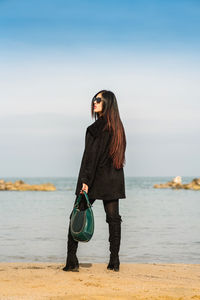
[76,196,122,223]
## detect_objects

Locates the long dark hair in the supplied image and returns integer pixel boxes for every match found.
[91,90,126,169]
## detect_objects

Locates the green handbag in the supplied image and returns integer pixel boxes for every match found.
[70,191,94,242]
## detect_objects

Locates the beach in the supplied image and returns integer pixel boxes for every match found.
[0,263,200,299]
[1,177,200,299]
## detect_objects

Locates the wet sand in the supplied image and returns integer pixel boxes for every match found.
[0,263,200,299]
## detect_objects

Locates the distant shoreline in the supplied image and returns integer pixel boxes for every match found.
[0,262,200,299]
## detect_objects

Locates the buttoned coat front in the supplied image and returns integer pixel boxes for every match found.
[75,116,126,200]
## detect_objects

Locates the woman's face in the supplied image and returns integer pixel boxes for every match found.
[93,93,103,115]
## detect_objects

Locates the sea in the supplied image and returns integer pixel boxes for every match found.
[0,176,199,263]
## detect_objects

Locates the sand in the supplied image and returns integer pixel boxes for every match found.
[0,263,200,299]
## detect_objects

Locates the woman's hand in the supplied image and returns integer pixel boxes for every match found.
[80,183,88,194]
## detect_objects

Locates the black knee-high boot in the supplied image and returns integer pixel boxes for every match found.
[63,212,79,272]
[106,215,122,272]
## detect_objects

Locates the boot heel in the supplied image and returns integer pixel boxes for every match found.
[107,255,120,271]
[63,264,79,272]
[63,254,79,272]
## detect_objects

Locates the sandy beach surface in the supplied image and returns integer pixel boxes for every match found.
[0,263,200,300]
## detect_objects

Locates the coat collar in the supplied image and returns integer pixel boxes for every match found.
[87,116,107,138]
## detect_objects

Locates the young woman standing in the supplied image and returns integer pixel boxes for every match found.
[63,90,126,272]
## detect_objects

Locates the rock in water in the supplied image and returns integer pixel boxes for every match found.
[0,179,56,191]
[153,177,200,190]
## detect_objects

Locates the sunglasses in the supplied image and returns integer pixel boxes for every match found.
[92,97,102,104]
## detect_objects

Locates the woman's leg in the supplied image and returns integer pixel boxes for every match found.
[63,196,96,271]
[103,199,122,271]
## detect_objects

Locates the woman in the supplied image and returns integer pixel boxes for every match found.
[63,89,126,272]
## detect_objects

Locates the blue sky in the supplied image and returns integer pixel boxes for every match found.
[1,0,200,53]
[0,0,200,177]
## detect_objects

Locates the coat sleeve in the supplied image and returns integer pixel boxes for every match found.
[80,129,111,189]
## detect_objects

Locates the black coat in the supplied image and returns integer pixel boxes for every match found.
[75,116,126,200]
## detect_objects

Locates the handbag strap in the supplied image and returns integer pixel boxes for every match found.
[74,191,92,209]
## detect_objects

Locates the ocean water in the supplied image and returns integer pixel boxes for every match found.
[0,176,200,263]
